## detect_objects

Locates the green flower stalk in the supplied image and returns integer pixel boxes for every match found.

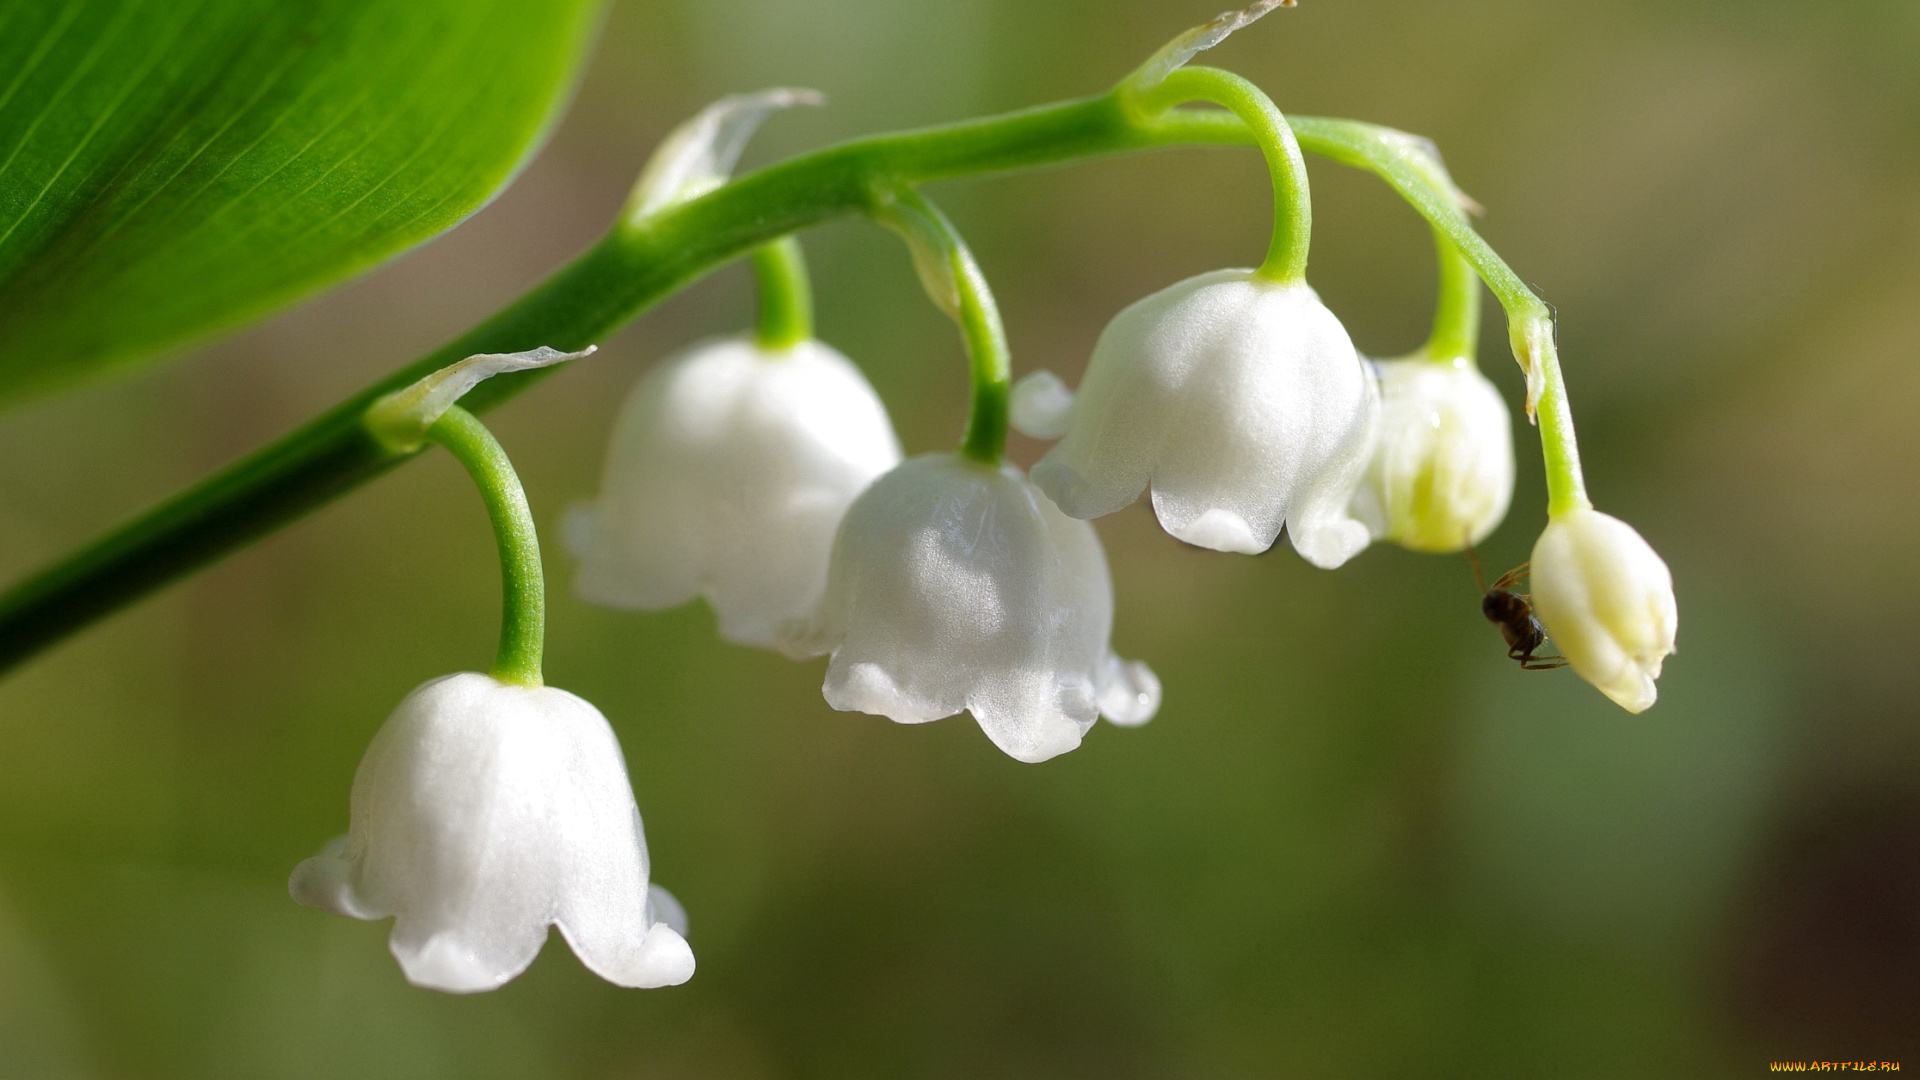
[750,236,814,351]
[871,186,1012,465]
[364,346,592,685]
[0,1,1617,681]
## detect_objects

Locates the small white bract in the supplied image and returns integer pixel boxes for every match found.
[1031,270,1377,567]
[1350,357,1513,553]
[1528,509,1678,713]
[782,452,1160,763]
[570,335,901,653]
[289,673,693,993]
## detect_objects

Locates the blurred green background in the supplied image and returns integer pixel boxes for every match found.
[3,0,1917,1075]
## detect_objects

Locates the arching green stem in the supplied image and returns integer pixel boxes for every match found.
[872,187,1010,464]
[751,236,813,350]
[1130,66,1311,283]
[424,406,544,687]
[0,87,1582,674]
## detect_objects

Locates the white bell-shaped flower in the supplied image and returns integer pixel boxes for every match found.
[782,452,1160,763]
[1529,509,1678,713]
[1031,269,1377,567]
[570,335,902,652]
[1349,357,1514,553]
[290,673,694,993]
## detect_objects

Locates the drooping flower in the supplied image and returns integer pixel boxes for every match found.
[570,335,901,652]
[1031,270,1377,567]
[1528,509,1678,713]
[1349,356,1513,553]
[781,452,1160,763]
[290,673,694,993]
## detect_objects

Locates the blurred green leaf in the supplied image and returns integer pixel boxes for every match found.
[0,0,604,405]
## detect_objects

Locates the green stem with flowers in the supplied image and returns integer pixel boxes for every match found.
[0,66,1591,673]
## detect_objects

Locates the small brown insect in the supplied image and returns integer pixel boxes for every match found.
[1467,547,1568,671]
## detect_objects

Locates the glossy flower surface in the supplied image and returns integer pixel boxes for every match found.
[1350,357,1513,552]
[570,335,901,652]
[290,673,694,993]
[1032,270,1376,567]
[783,453,1159,763]
[1529,509,1679,713]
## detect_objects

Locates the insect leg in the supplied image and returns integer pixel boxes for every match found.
[1491,561,1531,592]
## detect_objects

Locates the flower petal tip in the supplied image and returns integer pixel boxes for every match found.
[1169,509,1269,555]
[1601,678,1658,715]
[288,838,383,920]
[824,660,954,724]
[394,931,530,995]
[1287,518,1372,569]
[607,924,696,989]
[976,710,1088,764]
[1098,656,1161,727]
[1010,370,1075,440]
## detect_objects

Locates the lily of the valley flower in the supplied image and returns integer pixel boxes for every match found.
[1032,270,1377,567]
[782,452,1160,764]
[1350,356,1513,552]
[291,673,694,993]
[571,335,901,651]
[1529,509,1678,713]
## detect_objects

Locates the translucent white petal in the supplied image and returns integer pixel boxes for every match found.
[1032,270,1376,567]
[1010,369,1075,439]
[289,674,691,993]
[287,836,384,920]
[573,336,901,652]
[1351,357,1514,552]
[1529,510,1679,713]
[786,453,1154,763]
[1096,654,1161,727]
[645,884,690,938]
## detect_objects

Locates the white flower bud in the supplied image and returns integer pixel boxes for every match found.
[1031,270,1376,568]
[1349,357,1514,553]
[782,453,1160,763]
[570,335,901,653]
[1529,510,1678,713]
[290,673,693,993]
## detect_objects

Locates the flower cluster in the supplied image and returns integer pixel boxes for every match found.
[289,1,1680,999]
